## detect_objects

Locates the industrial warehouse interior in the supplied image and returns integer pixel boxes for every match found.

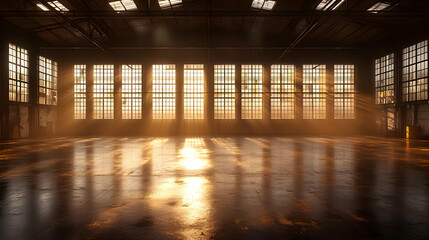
[1,0,429,239]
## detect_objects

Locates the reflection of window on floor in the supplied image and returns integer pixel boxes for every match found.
[334,65,355,119]
[153,64,176,119]
[387,108,395,131]
[184,64,204,119]
[303,64,326,119]
[375,53,395,104]
[180,138,208,170]
[214,65,235,119]
[271,65,295,119]
[94,65,114,119]
[74,65,86,119]
[402,40,428,102]
[38,56,58,105]
[241,65,263,119]
[9,43,29,102]
[122,65,142,119]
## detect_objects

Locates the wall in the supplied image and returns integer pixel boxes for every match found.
[372,36,429,139]
[417,104,429,136]
[42,47,378,137]
[0,19,58,140]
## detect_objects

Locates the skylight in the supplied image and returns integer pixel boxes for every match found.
[367,2,391,13]
[316,0,344,11]
[251,0,276,11]
[158,0,182,9]
[109,0,138,11]
[37,1,69,12]
[37,3,49,11]
[48,1,69,11]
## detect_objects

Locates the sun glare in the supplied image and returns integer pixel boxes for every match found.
[180,138,210,170]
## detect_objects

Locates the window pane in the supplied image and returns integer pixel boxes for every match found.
[334,65,355,119]
[74,65,86,119]
[122,65,142,119]
[375,53,395,104]
[8,43,29,103]
[271,65,294,119]
[241,65,263,119]
[153,64,176,119]
[214,65,235,119]
[303,64,326,119]
[184,64,204,119]
[39,56,58,105]
[93,65,114,119]
[402,40,428,102]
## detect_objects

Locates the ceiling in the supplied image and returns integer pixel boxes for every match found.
[1,0,429,49]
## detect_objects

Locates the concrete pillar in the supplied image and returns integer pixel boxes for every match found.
[28,43,39,138]
[143,64,152,120]
[263,64,271,120]
[326,64,334,120]
[176,64,184,123]
[114,64,121,120]
[87,65,94,120]
[394,49,405,137]
[205,64,214,121]
[295,65,303,120]
[235,64,242,120]
[0,38,8,139]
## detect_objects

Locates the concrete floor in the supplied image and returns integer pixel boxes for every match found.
[0,137,429,240]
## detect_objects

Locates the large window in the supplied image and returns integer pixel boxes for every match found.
[122,65,142,119]
[214,65,235,119]
[303,64,326,119]
[8,43,29,102]
[402,40,428,102]
[375,53,395,104]
[38,56,58,105]
[184,64,204,119]
[271,65,295,119]
[93,65,114,119]
[241,65,263,119]
[74,65,86,119]
[153,64,176,119]
[334,65,355,119]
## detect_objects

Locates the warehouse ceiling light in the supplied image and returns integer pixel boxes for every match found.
[367,2,391,13]
[158,0,182,9]
[316,0,344,11]
[37,1,69,12]
[109,0,138,11]
[251,0,276,10]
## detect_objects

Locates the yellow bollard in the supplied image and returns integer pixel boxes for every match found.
[406,126,410,139]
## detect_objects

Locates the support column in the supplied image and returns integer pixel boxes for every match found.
[29,44,39,138]
[295,65,303,120]
[326,64,334,120]
[263,64,271,120]
[176,64,184,129]
[394,49,404,137]
[0,39,8,139]
[235,64,242,120]
[87,65,94,120]
[56,61,70,135]
[205,64,214,121]
[114,64,121,120]
[143,64,152,120]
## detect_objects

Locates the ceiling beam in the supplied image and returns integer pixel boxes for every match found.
[36,0,106,50]
[276,21,318,61]
[38,46,396,50]
[1,10,429,18]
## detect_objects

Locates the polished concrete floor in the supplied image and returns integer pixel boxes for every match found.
[1,137,429,240]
